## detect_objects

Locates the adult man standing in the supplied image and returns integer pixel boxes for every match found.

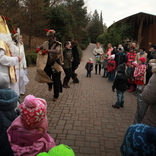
[35,29,63,101]
[0,15,22,90]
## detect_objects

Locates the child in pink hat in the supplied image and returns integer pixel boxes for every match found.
[133,57,147,95]
[7,95,56,156]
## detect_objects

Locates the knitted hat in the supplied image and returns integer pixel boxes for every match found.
[37,144,75,156]
[19,95,47,129]
[121,124,156,156]
[139,57,146,63]
[117,63,125,73]
[44,29,56,36]
[0,72,9,89]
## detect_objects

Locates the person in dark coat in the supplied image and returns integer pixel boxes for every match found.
[71,40,80,83]
[63,41,73,88]
[0,72,19,130]
[114,48,127,68]
[85,58,93,77]
[0,114,14,156]
[146,45,156,84]
[112,63,128,108]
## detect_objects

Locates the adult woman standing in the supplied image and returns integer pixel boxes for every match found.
[93,42,104,75]
[106,43,113,60]
[63,41,73,88]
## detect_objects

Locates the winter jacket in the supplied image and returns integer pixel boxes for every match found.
[133,64,146,81]
[85,61,93,71]
[106,59,116,72]
[63,48,73,69]
[106,47,113,60]
[72,46,80,69]
[142,66,156,127]
[0,88,19,130]
[112,73,128,91]
[126,52,137,66]
[0,114,14,156]
[115,52,127,67]
[7,116,56,156]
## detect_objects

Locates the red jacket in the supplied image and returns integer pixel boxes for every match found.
[106,59,116,72]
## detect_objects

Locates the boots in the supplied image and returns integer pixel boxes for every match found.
[128,85,135,92]
[133,89,142,96]
[63,78,70,88]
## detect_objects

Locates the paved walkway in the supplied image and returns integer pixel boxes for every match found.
[22,43,137,156]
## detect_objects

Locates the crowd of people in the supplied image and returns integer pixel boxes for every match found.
[1,13,156,155]
[91,42,156,155]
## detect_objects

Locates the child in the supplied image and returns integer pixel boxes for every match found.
[0,72,19,131]
[106,54,116,82]
[126,61,138,92]
[133,57,147,95]
[112,63,128,108]
[101,54,108,78]
[7,95,56,156]
[85,58,93,77]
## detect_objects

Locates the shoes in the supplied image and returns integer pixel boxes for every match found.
[53,98,57,101]
[63,85,68,88]
[120,105,124,108]
[112,105,120,109]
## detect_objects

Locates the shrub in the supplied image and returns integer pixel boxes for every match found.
[26,52,37,67]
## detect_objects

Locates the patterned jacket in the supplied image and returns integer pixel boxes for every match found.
[127,52,137,66]
[106,59,116,72]
[133,64,146,81]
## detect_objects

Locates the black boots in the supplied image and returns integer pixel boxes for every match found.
[63,78,70,88]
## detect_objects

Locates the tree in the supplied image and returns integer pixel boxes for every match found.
[48,5,74,43]
[87,10,104,43]
[63,0,89,43]
[97,23,135,49]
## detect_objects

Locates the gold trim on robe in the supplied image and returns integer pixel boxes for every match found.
[0,40,17,84]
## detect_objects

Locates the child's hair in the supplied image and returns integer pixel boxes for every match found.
[89,58,92,61]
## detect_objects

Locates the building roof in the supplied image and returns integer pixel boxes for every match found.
[110,12,156,27]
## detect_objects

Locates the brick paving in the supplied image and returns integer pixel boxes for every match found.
[21,43,137,156]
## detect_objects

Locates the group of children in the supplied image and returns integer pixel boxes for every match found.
[0,72,75,156]
[85,43,148,110]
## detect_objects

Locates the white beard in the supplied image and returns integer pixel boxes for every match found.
[0,33,12,44]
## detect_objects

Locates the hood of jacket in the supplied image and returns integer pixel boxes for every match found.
[0,88,19,111]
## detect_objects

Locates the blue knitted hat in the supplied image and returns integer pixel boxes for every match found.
[121,124,156,156]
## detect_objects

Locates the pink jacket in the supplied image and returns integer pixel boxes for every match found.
[7,116,56,156]
[106,47,113,60]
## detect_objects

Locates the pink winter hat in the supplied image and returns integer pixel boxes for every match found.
[19,95,47,129]
[139,57,146,63]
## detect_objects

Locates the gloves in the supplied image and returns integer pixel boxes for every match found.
[41,50,48,55]
[112,86,115,92]
[36,48,40,53]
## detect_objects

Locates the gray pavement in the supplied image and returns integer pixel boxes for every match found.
[22,43,137,156]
